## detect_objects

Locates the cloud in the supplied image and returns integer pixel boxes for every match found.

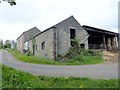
[0,23,34,41]
[0,0,119,41]
[0,0,41,24]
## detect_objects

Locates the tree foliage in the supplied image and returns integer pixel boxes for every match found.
[4,40,11,49]
[0,0,16,6]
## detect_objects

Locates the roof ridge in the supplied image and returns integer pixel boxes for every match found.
[17,27,41,40]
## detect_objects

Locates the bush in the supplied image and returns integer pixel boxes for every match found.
[57,40,81,61]
[57,40,101,61]
[81,49,101,56]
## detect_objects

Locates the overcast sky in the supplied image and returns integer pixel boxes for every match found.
[0,0,119,41]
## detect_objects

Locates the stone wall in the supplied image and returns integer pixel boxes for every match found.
[55,16,88,55]
[17,34,25,53]
[28,39,33,54]
[34,28,55,60]
[17,27,40,54]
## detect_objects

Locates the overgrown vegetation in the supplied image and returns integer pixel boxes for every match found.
[57,40,103,64]
[3,40,11,49]
[58,40,80,61]
[8,48,103,65]
[2,64,118,88]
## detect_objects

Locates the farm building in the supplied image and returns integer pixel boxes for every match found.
[17,27,41,54]
[17,16,119,60]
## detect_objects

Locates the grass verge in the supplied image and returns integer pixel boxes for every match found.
[7,49,103,65]
[2,64,118,88]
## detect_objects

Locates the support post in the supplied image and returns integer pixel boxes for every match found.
[112,36,118,52]
[103,34,106,50]
[107,37,112,51]
[112,36,117,47]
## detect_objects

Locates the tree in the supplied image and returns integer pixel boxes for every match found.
[0,39,3,49]
[4,40,11,48]
[0,0,16,6]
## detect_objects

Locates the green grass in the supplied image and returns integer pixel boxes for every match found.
[65,54,103,65]
[7,49,103,65]
[0,63,2,89]
[2,64,118,88]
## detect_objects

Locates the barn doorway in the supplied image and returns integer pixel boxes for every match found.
[70,28,75,39]
[70,28,76,46]
[33,45,35,55]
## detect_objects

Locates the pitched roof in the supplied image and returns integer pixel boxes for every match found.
[54,15,76,27]
[35,15,80,37]
[17,27,41,42]
[82,25,119,36]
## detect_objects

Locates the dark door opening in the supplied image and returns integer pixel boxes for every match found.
[70,28,75,39]
[70,28,76,46]
[33,45,35,55]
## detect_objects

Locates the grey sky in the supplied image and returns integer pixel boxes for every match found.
[0,0,119,41]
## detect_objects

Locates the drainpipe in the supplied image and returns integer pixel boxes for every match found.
[53,27,58,61]
[55,28,58,61]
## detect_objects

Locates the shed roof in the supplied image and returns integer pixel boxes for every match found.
[82,25,119,36]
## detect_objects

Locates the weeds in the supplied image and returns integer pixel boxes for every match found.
[1,64,118,88]
[8,48,103,65]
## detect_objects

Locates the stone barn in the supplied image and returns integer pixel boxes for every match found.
[17,27,41,54]
[17,16,119,60]
[27,16,88,60]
